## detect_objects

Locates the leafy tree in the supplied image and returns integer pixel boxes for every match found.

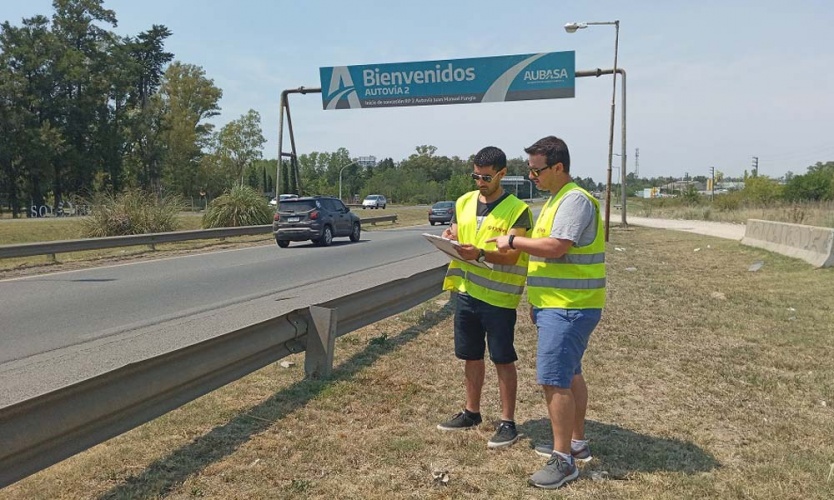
[782,161,834,201]
[741,176,782,205]
[158,61,222,196]
[120,25,173,191]
[217,109,266,186]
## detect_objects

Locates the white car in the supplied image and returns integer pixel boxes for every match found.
[362,194,387,209]
[270,193,298,206]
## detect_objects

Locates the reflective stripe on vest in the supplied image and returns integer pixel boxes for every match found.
[526,183,606,309]
[527,276,607,289]
[529,253,606,265]
[442,191,530,309]
[446,268,526,295]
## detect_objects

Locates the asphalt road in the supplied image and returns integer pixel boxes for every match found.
[0,224,451,406]
[0,213,746,407]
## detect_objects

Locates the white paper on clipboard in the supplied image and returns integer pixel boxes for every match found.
[422,233,492,269]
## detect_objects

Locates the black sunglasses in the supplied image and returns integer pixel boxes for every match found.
[528,164,554,178]
[471,172,495,182]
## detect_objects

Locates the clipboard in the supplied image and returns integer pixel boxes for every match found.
[422,233,492,269]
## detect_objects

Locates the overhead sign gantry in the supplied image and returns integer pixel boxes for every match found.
[319,51,575,110]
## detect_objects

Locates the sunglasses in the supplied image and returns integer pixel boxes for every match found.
[528,164,554,178]
[471,172,496,182]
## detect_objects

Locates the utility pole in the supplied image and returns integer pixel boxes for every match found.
[751,156,759,178]
[710,166,715,201]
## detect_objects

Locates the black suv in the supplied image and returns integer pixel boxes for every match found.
[272,196,361,248]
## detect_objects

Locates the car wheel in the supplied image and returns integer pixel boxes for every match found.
[430,221,436,226]
[363,206,367,209]
[276,239,289,248]
[382,204,386,209]
[317,225,333,246]
[349,222,361,242]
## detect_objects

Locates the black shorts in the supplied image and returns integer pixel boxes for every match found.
[454,292,518,364]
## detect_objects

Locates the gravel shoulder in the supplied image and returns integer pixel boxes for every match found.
[625,216,746,240]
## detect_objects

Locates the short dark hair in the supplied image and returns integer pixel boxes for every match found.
[524,136,570,173]
[473,146,507,171]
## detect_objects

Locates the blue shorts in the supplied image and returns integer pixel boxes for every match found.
[533,308,602,388]
[454,293,518,364]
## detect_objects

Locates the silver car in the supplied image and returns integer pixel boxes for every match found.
[362,194,387,209]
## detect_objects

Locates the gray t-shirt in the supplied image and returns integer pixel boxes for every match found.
[550,191,598,247]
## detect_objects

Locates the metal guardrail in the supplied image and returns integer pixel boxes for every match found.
[362,214,397,225]
[0,264,446,487]
[0,215,398,260]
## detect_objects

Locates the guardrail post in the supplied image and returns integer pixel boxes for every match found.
[305,306,337,379]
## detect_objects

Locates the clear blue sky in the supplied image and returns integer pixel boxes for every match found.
[4,0,834,182]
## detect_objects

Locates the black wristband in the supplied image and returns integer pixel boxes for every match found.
[508,234,515,249]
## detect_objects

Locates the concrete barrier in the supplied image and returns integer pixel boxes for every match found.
[741,219,834,268]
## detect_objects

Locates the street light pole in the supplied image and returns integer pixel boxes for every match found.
[338,161,357,202]
[565,20,621,242]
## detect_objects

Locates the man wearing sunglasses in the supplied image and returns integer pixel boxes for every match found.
[436,146,532,450]
[490,136,605,489]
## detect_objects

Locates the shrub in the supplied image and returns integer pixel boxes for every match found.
[741,176,783,205]
[783,204,807,224]
[713,191,742,211]
[681,185,702,206]
[202,185,273,228]
[80,190,182,237]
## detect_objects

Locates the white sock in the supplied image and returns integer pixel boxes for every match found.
[552,450,574,465]
[571,439,588,452]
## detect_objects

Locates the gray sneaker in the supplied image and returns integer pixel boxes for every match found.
[487,421,519,449]
[528,453,579,489]
[437,411,482,431]
[534,442,593,462]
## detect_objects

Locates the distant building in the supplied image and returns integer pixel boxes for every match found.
[717,181,745,191]
[663,180,705,192]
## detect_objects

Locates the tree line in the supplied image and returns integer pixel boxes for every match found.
[0,0,266,217]
[1,1,607,217]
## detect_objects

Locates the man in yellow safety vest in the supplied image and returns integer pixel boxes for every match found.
[437,146,532,450]
[490,136,605,489]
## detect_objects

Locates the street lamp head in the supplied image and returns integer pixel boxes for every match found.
[564,22,587,33]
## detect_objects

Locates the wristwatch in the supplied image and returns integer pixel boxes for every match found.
[476,248,487,263]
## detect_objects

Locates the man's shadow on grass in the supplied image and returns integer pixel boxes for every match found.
[518,418,720,479]
[99,301,454,500]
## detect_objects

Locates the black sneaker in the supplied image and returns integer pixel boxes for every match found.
[487,420,519,449]
[437,411,482,431]
[534,442,593,463]
[528,453,579,489]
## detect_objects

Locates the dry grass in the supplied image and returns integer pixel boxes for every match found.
[627,199,834,227]
[4,226,833,499]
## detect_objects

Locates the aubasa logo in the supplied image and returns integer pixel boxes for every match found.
[523,68,569,81]
[325,66,361,110]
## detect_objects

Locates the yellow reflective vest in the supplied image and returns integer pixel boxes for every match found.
[527,182,606,309]
[442,191,530,309]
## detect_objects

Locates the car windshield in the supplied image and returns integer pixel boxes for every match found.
[433,201,454,209]
[279,199,317,212]
[364,196,379,201]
